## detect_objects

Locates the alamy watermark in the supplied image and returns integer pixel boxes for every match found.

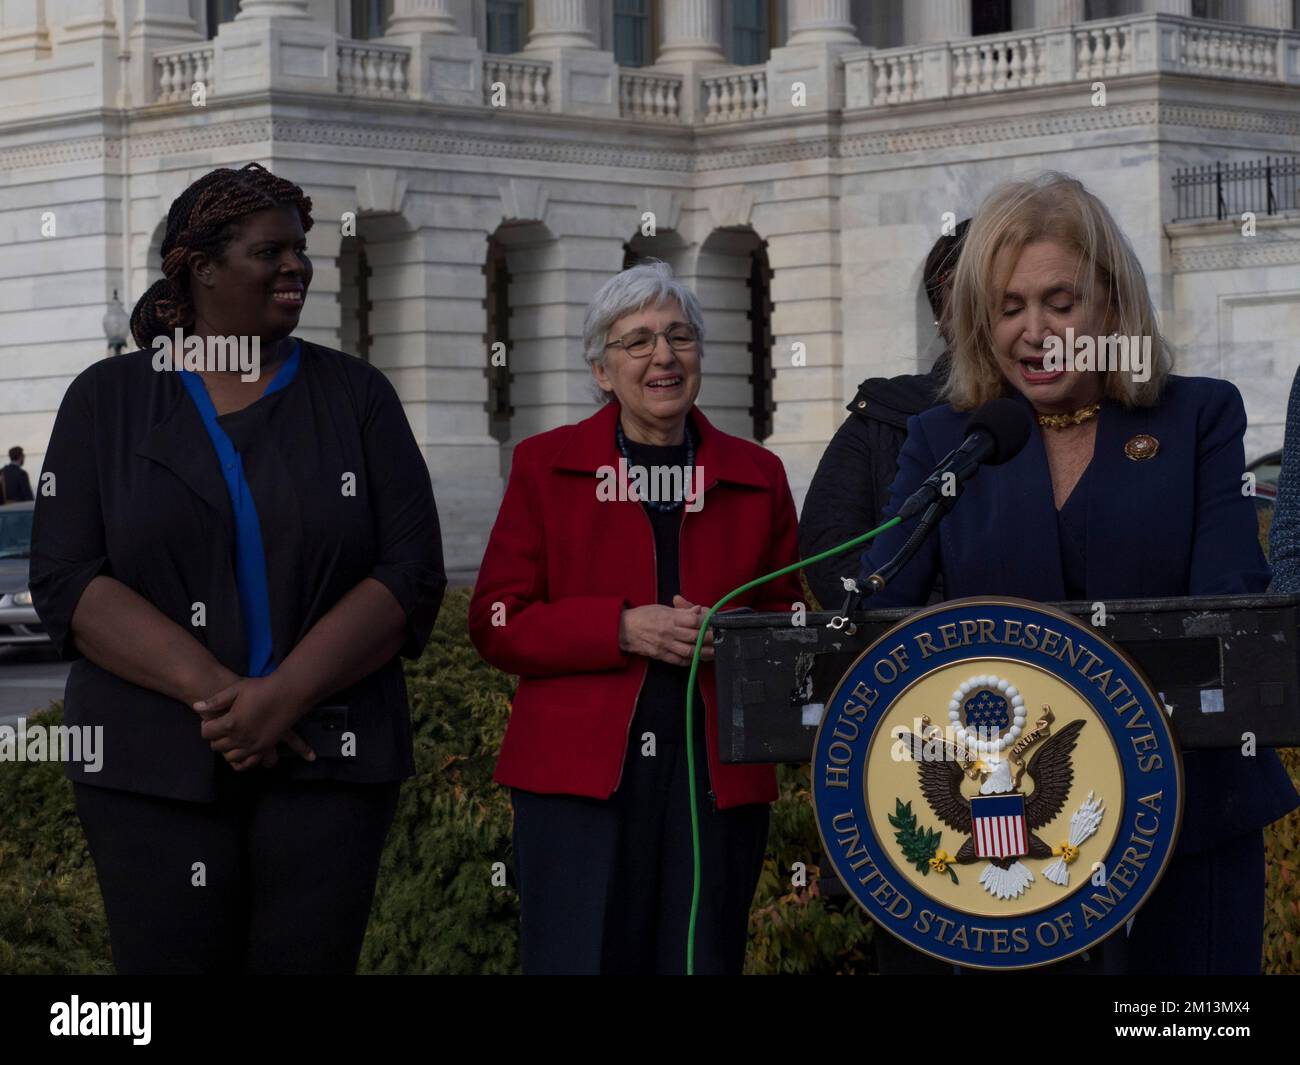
[1041,328,1151,383]
[0,719,103,772]
[596,459,704,513]
[151,329,261,382]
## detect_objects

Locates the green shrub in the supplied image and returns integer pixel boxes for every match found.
[2,587,1297,974]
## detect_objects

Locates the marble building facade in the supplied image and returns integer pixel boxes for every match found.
[1,0,1298,579]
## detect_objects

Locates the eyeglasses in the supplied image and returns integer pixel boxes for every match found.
[604,324,698,359]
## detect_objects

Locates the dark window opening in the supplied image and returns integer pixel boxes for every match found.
[747,241,775,442]
[615,0,652,67]
[206,0,239,39]
[484,235,514,443]
[487,0,526,54]
[349,236,373,363]
[972,0,1010,36]
[732,0,771,64]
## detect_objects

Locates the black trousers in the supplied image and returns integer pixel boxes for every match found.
[511,732,770,975]
[73,764,400,974]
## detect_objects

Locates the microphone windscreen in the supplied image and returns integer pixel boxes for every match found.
[966,398,1032,465]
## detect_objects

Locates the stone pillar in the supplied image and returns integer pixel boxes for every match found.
[521,0,616,118]
[1138,0,1192,14]
[1232,0,1294,28]
[524,0,597,50]
[236,0,310,19]
[759,184,847,517]
[904,0,971,44]
[1012,0,1086,28]
[767,0,861,117]
[387,0,481,105]
[216,0,337,97]
[388,0,458,34]
[125,0,204,107]
[787,0,860,45]
[657,0,725,62]
[0,0,52,58]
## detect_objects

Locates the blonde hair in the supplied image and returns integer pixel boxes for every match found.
[943,172,1171,410]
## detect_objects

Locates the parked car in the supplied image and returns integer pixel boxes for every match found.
[0,501,47,647]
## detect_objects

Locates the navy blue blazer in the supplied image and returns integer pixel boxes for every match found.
[859,374,1299,855]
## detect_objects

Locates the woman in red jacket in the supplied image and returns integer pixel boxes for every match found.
[469,261,801,975]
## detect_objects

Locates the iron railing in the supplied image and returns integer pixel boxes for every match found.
[1172,155,1300,222]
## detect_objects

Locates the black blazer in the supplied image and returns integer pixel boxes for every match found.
[30,340,446,801]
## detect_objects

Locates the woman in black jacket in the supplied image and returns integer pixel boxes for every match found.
[30,163,446,974]
[799,221,968,610]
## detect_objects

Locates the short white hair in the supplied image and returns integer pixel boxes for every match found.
[582,260,706,404]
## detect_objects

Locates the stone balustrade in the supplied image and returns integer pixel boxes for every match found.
[145,12,1296,113]
[337,42,411,98]
[154,44,215,104]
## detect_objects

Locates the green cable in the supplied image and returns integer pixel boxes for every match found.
[683,515,901,975]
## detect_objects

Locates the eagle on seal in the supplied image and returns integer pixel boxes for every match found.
[900,718,1085,899]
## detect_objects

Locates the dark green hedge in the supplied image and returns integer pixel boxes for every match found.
[2,588,1296,974]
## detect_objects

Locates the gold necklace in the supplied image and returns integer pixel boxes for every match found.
[1036,403,1100,430]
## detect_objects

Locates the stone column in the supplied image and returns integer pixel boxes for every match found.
[522,0,616,118]
[768,0,862,117]
[524,0,597,50]
[387,0,458,34]
[0,0,53,57]
[904,0,972,44]
[657,0,725,62]
[387,0,480,105]
[1012,0,1086,28]
[787,0,860,45]
[236,0,310,19]
[1233,0,1294,28]
[217,0,337,96]
[1138,0,1192,14]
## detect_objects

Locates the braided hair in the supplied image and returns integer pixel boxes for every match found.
[130,162,314,350]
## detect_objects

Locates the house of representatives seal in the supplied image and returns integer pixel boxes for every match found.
[812,597,1183,969]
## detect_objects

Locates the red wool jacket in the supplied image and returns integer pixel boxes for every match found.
[468,401,802,809]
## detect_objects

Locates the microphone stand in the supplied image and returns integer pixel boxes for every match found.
[826,492,958,633]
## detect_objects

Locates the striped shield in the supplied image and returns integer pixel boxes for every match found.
[971,793,1028,859]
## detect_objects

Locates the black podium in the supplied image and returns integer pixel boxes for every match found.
[713,594,1300,764]
[711,594,1300,973]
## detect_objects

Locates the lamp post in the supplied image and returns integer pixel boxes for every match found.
[103,289,130,356]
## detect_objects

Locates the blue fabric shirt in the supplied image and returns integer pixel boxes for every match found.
[180,339,301,677]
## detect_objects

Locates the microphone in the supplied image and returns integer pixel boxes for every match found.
[895,398,1032,522]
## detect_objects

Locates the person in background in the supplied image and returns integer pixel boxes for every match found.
[1270,364,1300,592]
[799,221,969,610]
[469,261,801,975]
[2,446,33,502]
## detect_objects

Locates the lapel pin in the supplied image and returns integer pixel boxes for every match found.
[1124,434,1159,461]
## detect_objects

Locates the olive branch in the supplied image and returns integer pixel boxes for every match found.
[888,798,958,885]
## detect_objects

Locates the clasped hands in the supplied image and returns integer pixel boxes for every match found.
[618,594,715,667]
[192,674,317,773]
